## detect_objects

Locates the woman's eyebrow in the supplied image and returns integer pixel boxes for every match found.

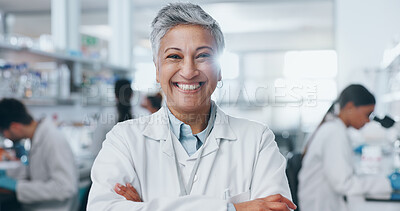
[164,47,182,53]
[196,46,214,52]
[164,46,214,53]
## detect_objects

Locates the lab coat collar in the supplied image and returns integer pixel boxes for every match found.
[142,107,170,141]
[142,103,237,142]
[213,105,237,141]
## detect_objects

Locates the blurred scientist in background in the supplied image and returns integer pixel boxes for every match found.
[140,92,163,114]
[0,98,78,211]
[298,84,397,211]
[91,79,134,156]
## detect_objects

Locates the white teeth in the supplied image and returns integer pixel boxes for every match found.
[176,83,201,91]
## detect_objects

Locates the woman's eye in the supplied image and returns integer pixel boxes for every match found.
[166,54,181,59]
[197,53,211,59]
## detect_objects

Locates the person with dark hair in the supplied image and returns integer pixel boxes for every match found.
[91,78,134,156]
[114,79,134,122]
[0,98,78,211]
[88,3,295,211]
[141,92,163,114]
[298,84,396,211]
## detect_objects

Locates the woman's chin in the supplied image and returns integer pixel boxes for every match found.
[177,103,202,112]
[169,100,209,114]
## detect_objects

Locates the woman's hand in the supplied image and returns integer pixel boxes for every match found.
[114,183,142,202]
[234,194,297,211]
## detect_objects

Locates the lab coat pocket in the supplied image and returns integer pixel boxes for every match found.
[226,190,251,204]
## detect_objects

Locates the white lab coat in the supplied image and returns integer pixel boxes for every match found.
[298,118,392,211]
[7,118,78,211]
[88,106,291,210]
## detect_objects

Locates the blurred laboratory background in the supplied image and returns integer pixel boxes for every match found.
[1,0,400,210]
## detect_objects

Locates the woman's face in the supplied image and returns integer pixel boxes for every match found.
[155,24,221,114]
[348,104,375,129]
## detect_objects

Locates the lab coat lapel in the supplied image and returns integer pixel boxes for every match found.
[187,105,237,160]
[142,107,174,157]
[191,107,237,193]
[212,106,237,141]
[142,108,183,196]
[189,132,219,160]
[171,133,191,165]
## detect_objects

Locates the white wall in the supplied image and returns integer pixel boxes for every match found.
[335,0,400,90]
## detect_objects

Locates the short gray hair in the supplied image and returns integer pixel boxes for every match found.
[150,3,225,61]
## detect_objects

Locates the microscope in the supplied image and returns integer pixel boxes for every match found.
[373,115,400,171]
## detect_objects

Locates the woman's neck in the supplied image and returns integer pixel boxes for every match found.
[168,104,211,134]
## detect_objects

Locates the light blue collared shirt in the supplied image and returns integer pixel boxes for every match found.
[167,107,210,156]
[166,104,236,211]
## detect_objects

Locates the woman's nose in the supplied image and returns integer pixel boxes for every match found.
[179,58,199,79]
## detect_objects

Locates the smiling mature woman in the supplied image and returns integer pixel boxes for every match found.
[87,3,295,211]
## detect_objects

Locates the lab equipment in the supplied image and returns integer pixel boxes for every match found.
[360,145,382,174]
[394,140,400,170]
[373,115,395,128]
[0,175,17,191]
[354,143,367,155]
[372,115,400,170]
[388,172,400,190]
[13,142,29,165]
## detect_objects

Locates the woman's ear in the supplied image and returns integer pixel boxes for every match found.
[344,101,355,111]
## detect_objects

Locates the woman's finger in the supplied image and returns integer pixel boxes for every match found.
[263,194,296,210]
[124,183,141,202]
[114,183,143,202]
[114,184,134,200]
[261,201,290,211]
[126,183,142,202]
[279,197,296,210]
[127,183,140,195]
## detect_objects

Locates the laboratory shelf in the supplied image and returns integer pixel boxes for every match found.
[20,98,76,106]
[0,42,131,72]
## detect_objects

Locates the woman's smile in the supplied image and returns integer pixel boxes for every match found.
[173,82,205,92]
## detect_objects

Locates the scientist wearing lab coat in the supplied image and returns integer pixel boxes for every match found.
[87,3,295,211]
[0,98,78,211]
[298,84,394,211]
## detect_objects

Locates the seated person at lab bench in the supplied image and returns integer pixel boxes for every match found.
[298,84,400,211]
[87,3,296,211]
[0,98,78,211]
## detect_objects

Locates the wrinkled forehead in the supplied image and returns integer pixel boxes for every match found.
[157,26,218,58]
[162,25,215,44]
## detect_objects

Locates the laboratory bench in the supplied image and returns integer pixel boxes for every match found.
[348,195,400,211]
[348,144,400,211]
